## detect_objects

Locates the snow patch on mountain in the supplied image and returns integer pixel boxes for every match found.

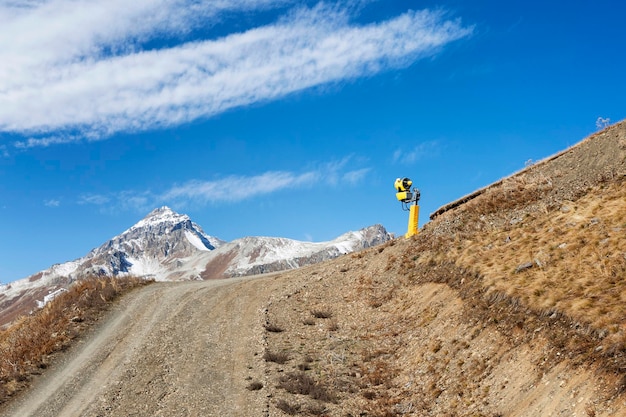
[48,260,81,277]
[185,230,211,252]
[125,256,167,280]
[36,288,68,309]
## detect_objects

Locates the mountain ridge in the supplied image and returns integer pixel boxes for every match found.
[0,208,391,327]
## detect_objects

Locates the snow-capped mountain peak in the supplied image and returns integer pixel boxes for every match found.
[84,207,224,278]
[0,208,391,327]
[126,206,188,232]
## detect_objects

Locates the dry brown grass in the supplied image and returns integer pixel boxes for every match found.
[0,276,151,405]
[277,372,337,403]
[417,177,626,357]
[263,350,290,364]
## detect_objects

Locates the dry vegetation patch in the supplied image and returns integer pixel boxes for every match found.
[0,276,151,405]
[419,177,626,363]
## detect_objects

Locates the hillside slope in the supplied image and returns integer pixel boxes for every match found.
[261,121,625,416]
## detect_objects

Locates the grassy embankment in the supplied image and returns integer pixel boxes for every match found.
[0,276,152,405]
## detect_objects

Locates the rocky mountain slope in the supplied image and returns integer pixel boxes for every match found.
[0,207,390,327]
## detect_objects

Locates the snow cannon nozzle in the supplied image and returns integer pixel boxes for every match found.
[394,177,419,205]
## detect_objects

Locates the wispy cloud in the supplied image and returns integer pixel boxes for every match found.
[342,168,371,185]
[392,141,440,164]
[78,194,111,206]
[1,1,473,147]
[44,199,60,207]
[78,158,371,211]
[162,171,320,205]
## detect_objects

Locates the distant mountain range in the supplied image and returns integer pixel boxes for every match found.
[0,206,391,326]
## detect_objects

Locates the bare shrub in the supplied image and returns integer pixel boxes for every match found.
[327,320,339,332]
[385,254,397,271]
[278,372,337,403]
[311,310,332,319]
[263,350,290,364]
[306,402,328,415]
[362,390,376,400]
[246,381,263,391]
[264,323,284,333]
[297,362,312,371]
[275,399,300,415]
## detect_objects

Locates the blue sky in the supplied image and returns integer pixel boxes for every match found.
[1,0,624,283]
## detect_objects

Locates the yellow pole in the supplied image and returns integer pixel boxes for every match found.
[405,203,419,238]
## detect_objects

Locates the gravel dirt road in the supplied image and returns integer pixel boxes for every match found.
[0,276,278,417]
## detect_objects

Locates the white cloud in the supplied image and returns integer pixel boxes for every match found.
[78,193,111,205]
[0,1,473,146]
[342,168,371,185]
[393,141,440,164]
[77,158,370,210]
[162,170,320,204]
[14,135,82,149]
[159,158,368,205]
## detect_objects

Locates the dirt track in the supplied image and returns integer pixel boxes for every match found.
[0,276,278,417]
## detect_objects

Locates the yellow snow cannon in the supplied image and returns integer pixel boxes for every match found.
[394,177,420,238]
